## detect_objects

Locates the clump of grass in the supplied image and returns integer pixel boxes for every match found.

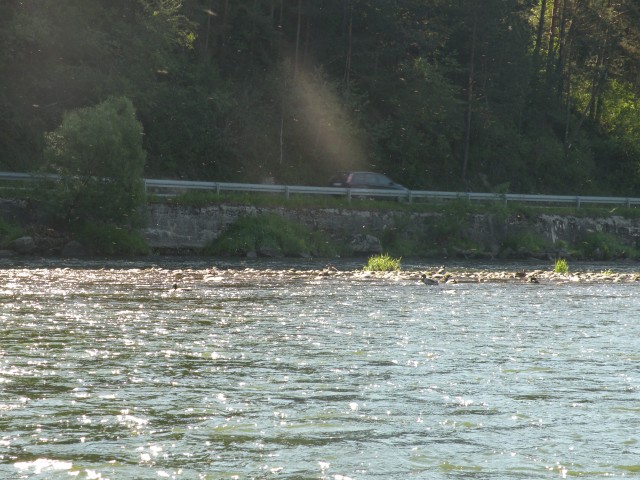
[363,253,401,272]
[554,257,569,274]
[601,268,614,276]
[167,190,348,209]
[205,214,336,257]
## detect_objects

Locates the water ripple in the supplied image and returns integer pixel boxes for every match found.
[1,263,640,478]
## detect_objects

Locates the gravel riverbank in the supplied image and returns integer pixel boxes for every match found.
[170,265,640,285]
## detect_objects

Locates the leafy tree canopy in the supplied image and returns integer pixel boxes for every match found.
[43,96,146,227]
[1,0,640,196]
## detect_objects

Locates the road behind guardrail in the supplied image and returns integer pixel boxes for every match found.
[2,171,639,208]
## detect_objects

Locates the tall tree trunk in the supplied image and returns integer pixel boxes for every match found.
[304,6,311,63]
[462,17,477,186]
[592,49,608,123]
[203,0,214,61]
[533,0,547,69]
[564,61,572,150]
[217,0,229,57]
[593,0,611,123]
[569,68,598,149]
[344,2,353,85]
[555,0,571,97]
[278,0,286,165]
[342,0,350,36]
[294,0,302,79]
[546,0,560,81]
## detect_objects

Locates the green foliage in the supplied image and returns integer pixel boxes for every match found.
[379,214,423,257]
[75,223,150,256]
[139,0,196,50]
[43,96,146,227]
[138,64,234,180]
[363,253,401,272]
[576,232,637,260]
[167,190,349,210]
[381,238,426,258]
[554,258,569,274]
[2,0,640,197]
[427,201,480,251]
[501,232,550,256]
[0,218,23,247]
[205,214,336,258]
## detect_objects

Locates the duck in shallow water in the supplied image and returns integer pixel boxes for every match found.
[420,273,439,286]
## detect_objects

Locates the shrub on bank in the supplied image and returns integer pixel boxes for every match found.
[576,232,637,260]
[375,207,477,258]
[500,231,550,257]
[205,214,337,257]
[42,96,146,227]
[75,223,150,256]
[0,218,23,247]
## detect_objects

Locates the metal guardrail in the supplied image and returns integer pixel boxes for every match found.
[0,172,59,181]
[142,177,640,208]
[2,171,640,208]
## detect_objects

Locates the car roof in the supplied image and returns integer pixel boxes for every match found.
[339,171,391,176]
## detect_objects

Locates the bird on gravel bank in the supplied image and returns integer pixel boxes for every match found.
[420,273,439,286]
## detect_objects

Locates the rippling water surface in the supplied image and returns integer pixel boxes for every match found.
[1,259,640,479]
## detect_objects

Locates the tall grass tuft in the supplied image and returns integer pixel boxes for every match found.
[554,257,569,274]
[363,253,401,272]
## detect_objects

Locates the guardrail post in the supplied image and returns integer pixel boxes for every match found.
[408,191,413,204]
[347,189,352,204]
[216,183,220,195]
[285,186,290,200]
[576,196,581,208]
[627,198,631,208]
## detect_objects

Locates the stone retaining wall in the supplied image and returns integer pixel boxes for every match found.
[3,198,640,257]
[143,203,640,253]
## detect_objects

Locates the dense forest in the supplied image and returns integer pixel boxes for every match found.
[1,0,640,195]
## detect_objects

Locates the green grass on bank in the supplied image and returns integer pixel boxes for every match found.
[153,189,640,220]
[204,213,337,258]
[0,218,24,247]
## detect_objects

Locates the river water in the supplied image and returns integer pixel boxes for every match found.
[1,258,639,479]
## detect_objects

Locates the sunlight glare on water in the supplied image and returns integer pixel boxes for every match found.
[1,260,639,479]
